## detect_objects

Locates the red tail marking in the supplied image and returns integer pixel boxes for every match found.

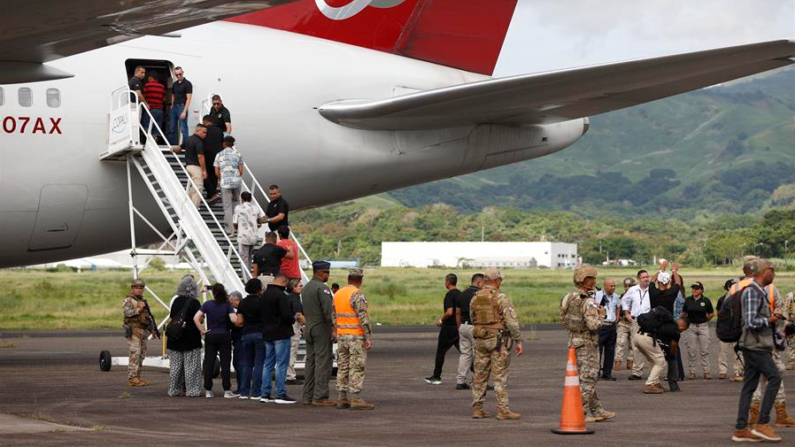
[227,0,518,75]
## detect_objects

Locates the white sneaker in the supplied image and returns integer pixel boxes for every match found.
[224,390,239,398]
[205,391,214,398]
[239,395,249,400]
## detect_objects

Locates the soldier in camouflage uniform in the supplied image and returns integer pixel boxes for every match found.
[122,279,152,386]
[749,281,795,427]
[333,268,374,410]
[785,281,795,371]
[470,267,523,420]
[560,265,616,422]
[614,277,636,372]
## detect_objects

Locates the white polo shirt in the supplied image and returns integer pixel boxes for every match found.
[621,285,651,318]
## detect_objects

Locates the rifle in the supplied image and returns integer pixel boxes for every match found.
[143,300,161,340]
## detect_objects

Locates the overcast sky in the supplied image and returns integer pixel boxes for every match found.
[495,0,795,76]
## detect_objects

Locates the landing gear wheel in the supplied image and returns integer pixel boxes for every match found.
[212,356,220,378]
[99,350,112,372]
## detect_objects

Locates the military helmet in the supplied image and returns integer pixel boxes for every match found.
[131,278,145,288]
[573,264,598,285]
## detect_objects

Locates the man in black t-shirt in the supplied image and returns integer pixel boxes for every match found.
[648,270,684,391]
[129,66,146,105]
[210,95,232,134]
[266,185,289,232]
[253,233,288,282]
[201,115,223,201]
[173,124,207,208]
[169,66,193,145]
[425,273,460,385]
[454,273,484,389]
[682,282,714,380]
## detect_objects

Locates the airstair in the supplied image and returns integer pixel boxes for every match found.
[99,87,314,371]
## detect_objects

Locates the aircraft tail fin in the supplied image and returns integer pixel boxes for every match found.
[227,0,519,75]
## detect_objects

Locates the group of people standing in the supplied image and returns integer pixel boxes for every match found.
[121,261,375,410]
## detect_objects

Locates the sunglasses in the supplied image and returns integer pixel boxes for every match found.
[212,102,221,105]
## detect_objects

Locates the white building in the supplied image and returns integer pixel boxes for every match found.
[380,242,579,269]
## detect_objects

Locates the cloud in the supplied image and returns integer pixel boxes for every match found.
[496,0,795,76]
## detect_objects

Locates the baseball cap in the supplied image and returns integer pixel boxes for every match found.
[690,281,704,290]
[623,277,636,287]
[348,268,364,278]
[657,271,672,285]
[484,267,503,280]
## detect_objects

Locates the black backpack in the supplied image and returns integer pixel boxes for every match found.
[165,297,194,341]
[637,306,674,335]
[716,287,745,343]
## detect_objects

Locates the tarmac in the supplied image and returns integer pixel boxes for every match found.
[1,327,794,446]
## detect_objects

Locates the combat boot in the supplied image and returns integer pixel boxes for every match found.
[349,399,375,410]
[496,411,521,420]
[749,402,760,426]
[613,360,622,371]
[337,399,350,409]
[594,410,616,422]
[127,378,146,387]
[472,406,492,419]
[775,403,795,427]
[643,384,664,394]
[626,360,633,370]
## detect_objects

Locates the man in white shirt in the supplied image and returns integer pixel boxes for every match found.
[233,191,264,273]
[622,270,652,380]
[596,278,620,380]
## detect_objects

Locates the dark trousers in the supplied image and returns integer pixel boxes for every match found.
[432,325,460,378]
[676,347,685,381]
[302,325,333,403]
[203,332,232,392]
[232,336,242,392]
[204,149,218,198]
[598,324,617,378]
[736,349,782,429]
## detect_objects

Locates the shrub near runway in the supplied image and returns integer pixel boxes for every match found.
[2,267,791,331]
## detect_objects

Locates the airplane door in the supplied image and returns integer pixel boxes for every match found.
[28,184,88,251]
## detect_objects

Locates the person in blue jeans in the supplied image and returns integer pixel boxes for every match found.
[260,274,297,404]
[168,66,192,145]
[237,279,265,399]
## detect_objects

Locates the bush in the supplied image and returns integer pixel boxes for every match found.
[148,256,167,272]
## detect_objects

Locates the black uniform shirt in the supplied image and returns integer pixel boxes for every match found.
[172,78,193,105]
[181,134,204,167]
[253,244,287,276]
[266,196,289,231]
[442,289,460,327]
[210,106,231,132]
[456,286,478,324]
[682,296,714,324]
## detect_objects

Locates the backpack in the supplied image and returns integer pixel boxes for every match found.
[716,288,746,343]
[165,297,194,341]
[637,306,674,335]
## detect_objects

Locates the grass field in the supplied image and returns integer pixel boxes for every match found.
[1,267,793,331]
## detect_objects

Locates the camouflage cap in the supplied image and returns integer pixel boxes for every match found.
[742,255,758,271]
[484,267,504,280]
[623,277,636,287]
[131,278,145,288]
[348,268,364,278]
[750,258,774,273]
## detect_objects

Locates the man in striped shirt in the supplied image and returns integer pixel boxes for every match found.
[142,72,166,144]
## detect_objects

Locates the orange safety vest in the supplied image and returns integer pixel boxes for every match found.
[730,278,775,312]
[334,285,364,337]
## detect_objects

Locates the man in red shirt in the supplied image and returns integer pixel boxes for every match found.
[142,71,166,143]
[276,226,301,280]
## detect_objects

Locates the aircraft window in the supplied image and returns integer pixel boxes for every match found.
[18,87,32,107]
[0,87,4,106]
[46,89,61,108]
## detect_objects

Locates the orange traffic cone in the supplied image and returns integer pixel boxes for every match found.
[551,346,595,435]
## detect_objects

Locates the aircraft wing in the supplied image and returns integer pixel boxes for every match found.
[0,0,300,83]
[319,40,795,130]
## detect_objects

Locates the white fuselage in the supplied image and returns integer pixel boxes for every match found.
[0,22,587,267]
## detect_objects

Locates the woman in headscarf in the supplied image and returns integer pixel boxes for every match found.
[166,274,203,397]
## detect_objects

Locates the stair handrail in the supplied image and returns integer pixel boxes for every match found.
[112,85,251,291]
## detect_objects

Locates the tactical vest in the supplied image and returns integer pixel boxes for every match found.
[334,285,364,337]
[124,295,151,328]
[471,287,506,331]
[560,291,588,332]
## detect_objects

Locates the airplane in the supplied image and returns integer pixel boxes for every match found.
[1,0,794,269]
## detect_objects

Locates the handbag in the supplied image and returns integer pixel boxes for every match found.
[165,297,194,341]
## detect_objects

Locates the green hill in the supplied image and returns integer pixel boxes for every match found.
[389,66,795,218]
